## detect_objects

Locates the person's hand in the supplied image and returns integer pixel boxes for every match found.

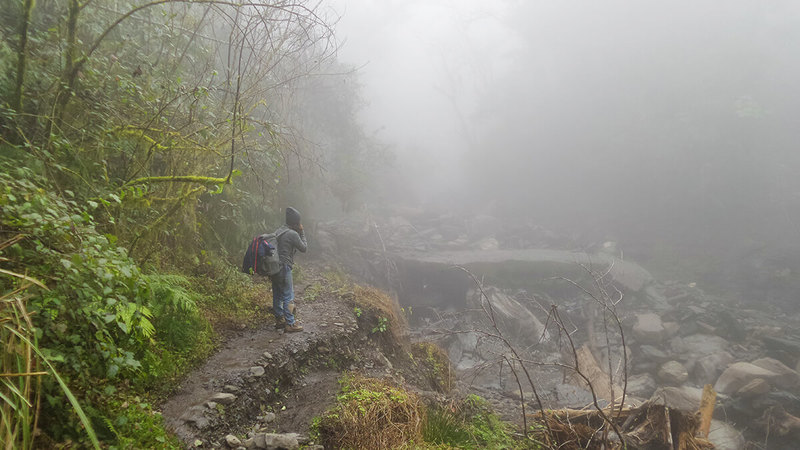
[297,223,304,232]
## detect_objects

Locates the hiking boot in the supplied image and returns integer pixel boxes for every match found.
[285,323,303,333]
[274,319,286,330]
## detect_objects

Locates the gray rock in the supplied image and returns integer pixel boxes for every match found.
[657,361,689,385]
[714,362,780,394]
[649,386,704,411]
[210,393,237,405]
[224,385,241,393]
[632,313,664,345]
[694,351,734,385]
[554,384,595,407]
[260,433,299,449]
[206,401,218,410]
[626,373,656,397]
[638,345,670,363]
[263,412,276,423]
[250,366,266,377]
[263,352,273,360]
[225,434,243,447]
[670,334,729,360]
[735,378,770,397]
[708,420,745,450]
[751,357,800,389]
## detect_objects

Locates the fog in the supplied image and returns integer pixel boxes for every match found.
[328,0,800,304]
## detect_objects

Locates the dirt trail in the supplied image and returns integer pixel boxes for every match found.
[161,278,363,447]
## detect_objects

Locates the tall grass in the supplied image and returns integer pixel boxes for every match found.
[1,236,99,449]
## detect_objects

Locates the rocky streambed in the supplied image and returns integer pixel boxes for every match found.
[317,212,800,449]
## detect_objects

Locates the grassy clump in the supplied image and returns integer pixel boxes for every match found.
[422,394,529,449]
[318,375,424,449]
[411,341,454,393]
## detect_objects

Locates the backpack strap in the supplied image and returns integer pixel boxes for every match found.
[252,236,261,274]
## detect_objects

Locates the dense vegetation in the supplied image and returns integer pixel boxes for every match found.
[0,0,382,447]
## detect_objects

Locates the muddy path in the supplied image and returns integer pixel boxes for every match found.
[160,269,442,448]
[161,276,363,447]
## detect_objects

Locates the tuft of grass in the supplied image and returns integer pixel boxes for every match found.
[411,342,454,393]
[318,374,424,449]
[421,394,533,449]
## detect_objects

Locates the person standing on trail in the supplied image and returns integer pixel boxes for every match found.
[271,206,307,333]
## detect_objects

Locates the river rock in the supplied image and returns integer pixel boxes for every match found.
[751,357,800,389]
[638,345,670,363]
[649,386,703,411]
[632,313,665,345]
[714,362,780,394]
[693,351,734,385]
[658,361,689,385]
[626,373,656,397]
[670,334,729,360]
[735,378,770,397]
[708,420,745,450]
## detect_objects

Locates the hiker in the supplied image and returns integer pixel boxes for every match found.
[271,206,307,332]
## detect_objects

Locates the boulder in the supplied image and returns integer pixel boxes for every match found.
[470,288,547,343]
[707,420,745,450]
[714,362,780,394]
[649,386,703,411]
[638,345,670,363]
[632,313,665,345]
[693,351,734,385]
[751,357,800,389]
[657,361,689,385]
[626,373,656,397]
[735,378,770,397]
[670,334,729,360]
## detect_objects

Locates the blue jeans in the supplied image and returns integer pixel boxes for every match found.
[271,265,295,325]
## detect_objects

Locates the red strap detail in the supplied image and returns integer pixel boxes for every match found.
[253,237,259,271]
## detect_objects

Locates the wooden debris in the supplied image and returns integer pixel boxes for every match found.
[697,384,716,438]
[529,402,716,449]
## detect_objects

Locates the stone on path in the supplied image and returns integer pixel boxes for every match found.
[210,392,237,405]
[226,434,243,447]
[245,432,300,449]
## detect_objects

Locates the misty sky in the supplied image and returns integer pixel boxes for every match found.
[328,0,800,263]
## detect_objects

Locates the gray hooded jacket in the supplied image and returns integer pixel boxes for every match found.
[275,225,307,267]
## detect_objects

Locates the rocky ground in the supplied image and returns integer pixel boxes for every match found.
[315,210,800,449]
[161,209,800,449]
